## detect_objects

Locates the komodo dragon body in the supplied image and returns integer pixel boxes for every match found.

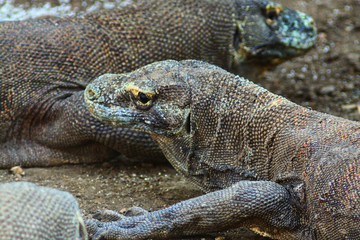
[0,181,88,239]
[84,60,360,239]
[0,0,316,167]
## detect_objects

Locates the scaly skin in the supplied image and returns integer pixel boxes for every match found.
[85,60,360,239]
[0,182,88,239]
[0,0,316,167]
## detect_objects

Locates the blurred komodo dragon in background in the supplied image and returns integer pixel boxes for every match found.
[0,0,316,167]
[84,60,360,240]
[0,181,88,240]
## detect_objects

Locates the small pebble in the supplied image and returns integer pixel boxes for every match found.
[319,85,336,95]
[9,166,25,177]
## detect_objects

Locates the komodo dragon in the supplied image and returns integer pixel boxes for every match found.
[0,0,316,167]
[84,60,360,239]
[0,181,88,239]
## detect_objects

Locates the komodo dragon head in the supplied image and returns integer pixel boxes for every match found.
[85,60,285,190]
[229,0,316,78]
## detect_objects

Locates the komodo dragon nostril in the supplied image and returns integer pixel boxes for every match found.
[86,88,97,100]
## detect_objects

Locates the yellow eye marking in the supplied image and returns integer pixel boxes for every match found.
[125,84,155,105]
[266,4,283,25]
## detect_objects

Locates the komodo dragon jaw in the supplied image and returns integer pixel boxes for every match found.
[231,1,316,77]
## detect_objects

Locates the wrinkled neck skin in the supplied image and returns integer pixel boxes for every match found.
[151,66,311,192]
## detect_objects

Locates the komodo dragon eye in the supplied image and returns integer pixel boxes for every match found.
[139,92,151,104]
[133,91,154,110]
[128,87,155,109]
[265,4,283,25]
[266,10,277,22]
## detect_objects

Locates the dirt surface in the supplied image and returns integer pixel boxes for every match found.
[0,0,359,239]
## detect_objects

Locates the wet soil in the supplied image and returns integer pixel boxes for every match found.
[0,0,359,239]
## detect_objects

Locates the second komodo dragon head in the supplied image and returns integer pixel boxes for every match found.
[93,0,316,80]
[228,0,316,78]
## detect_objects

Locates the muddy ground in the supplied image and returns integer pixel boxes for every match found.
[0,0,359,239]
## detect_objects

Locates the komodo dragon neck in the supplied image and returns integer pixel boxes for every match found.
[152,67,358,193]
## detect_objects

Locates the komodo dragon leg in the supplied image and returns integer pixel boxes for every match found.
[86,181,301,240]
